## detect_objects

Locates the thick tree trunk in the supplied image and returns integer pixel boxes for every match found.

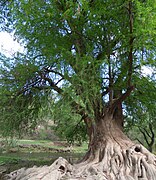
[6,109,156,180]
[71,110,156,180]
[82,112,132,162]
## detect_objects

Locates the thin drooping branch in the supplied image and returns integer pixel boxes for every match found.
[15,77,41,96]
[55,78,64,85]
[12,63,90,121]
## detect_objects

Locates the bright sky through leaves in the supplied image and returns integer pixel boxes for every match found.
[0,32,153,77]
[0,31,24,57]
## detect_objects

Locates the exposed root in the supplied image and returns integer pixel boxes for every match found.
[5,157,73,180]
[5,143,156,180]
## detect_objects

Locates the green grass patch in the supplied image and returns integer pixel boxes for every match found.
[72,143,88,153]
[17,139,88,153]
[0,156,20,165]
[0,139,87,174]
[0,139,88,155]
[17,140,66,150]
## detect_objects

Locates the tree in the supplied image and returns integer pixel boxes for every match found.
[1,0,156,179]
[139,121,155,153]
[125,109,156,153]
[125,75,156,153]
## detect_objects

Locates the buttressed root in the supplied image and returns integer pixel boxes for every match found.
[5,144,156,180]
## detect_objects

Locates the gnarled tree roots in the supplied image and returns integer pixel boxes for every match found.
[6,144,156,180]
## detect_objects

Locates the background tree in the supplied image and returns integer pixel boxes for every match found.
[126,116,156,153]
[1,0,156,179]
[125,108,156,153]
[138,121,155,153]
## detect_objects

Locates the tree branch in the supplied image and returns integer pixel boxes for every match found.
[127,1,135,87]
[42,76,63,94]
[149,123,155,146]
[101,87,110,96]
[143,127,152,139]
[135,138,144,146]
[139,128,150,146]
[44,67,65,78]
[108,55,113,103]
[111,86,134,109]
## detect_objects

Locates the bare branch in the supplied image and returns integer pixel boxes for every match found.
[111,86,134,110]
[42,76,63,94]
[149,123,155,146]
[101,87,110,96]
[139,128,150,146]
[143,127,152,139]
[55,78,64,86]
[44,67,71,83]
[135,138,144,146]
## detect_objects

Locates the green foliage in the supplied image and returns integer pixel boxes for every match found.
[125,78,156,151]
[52,99,87,144]
[0,57,49,137]
[125,75,156,119]
[125,110,156,152]
[0,0,156,142]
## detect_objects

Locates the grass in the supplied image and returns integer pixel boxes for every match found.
[72,143,88,153]
[0,139,88,166]
[16,139,88,153]
[0,156,20,165]
[17,139,66,150]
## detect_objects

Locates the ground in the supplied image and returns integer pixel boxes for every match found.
[0,139,86,179]
[2,140,156,179]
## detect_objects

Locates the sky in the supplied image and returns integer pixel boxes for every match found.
[0,31,24,58]
[0,31,153,76]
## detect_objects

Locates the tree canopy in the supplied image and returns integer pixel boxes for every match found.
[1,0,156,137]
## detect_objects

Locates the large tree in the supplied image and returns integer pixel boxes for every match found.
[1,0,156,179]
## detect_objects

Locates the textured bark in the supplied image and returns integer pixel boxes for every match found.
[6,111,156,180]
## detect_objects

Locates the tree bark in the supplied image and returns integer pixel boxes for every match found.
[74,108,156,180]
[82,108,132,162]
[83,117,95,150]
